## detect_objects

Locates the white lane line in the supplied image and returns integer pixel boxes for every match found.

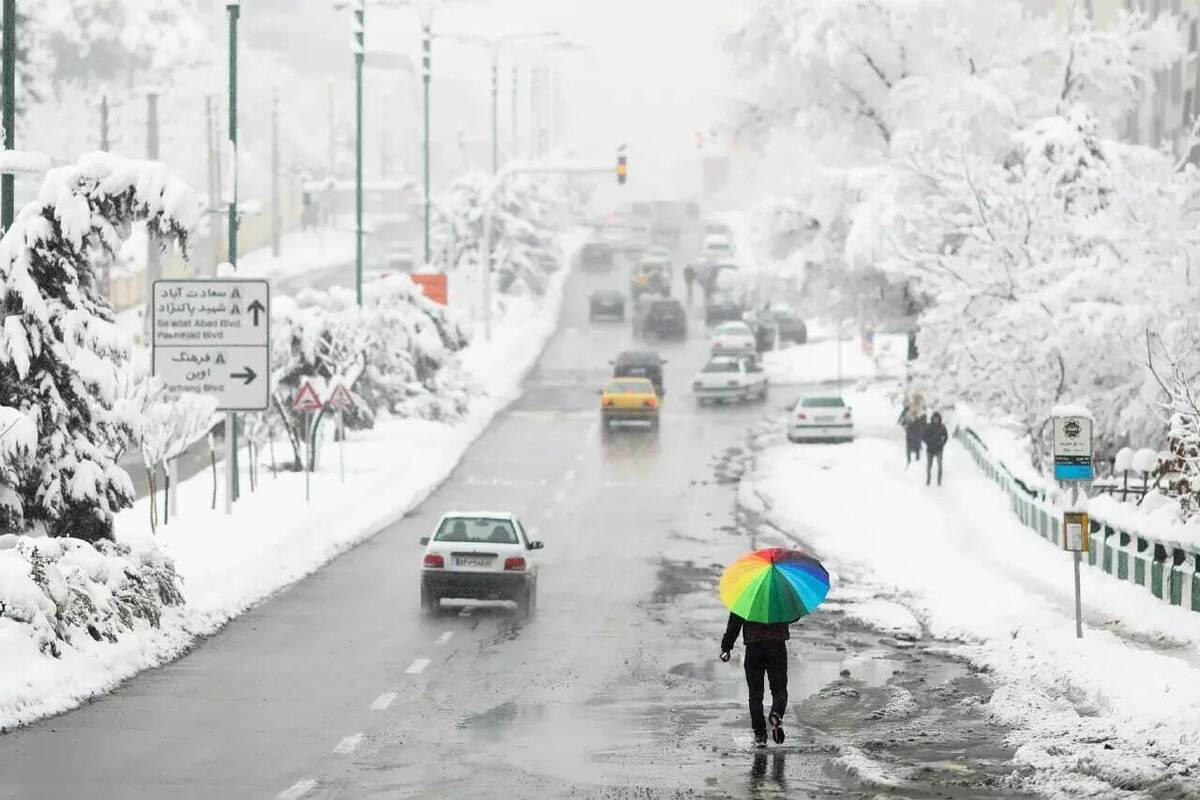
[332,733,364,754]
[277,779,317,800]
[370,692,397,711]
[436,631,454,645]
[405,657,432,674]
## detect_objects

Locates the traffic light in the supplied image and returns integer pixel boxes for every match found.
[616,153,627,185]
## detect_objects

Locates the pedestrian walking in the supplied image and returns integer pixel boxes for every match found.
[683,263,697,307]
[721,612,790,748]
[924,410,949,486]
[899,404,926,466]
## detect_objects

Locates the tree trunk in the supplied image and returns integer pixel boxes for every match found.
[146,468,158,534]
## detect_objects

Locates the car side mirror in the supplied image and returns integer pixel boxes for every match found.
[529,541,545,550]
[419,537,429,545]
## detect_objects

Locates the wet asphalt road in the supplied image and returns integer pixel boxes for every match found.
[0,235,1030,799]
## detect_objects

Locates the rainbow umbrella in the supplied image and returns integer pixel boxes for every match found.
[719,547,830,624]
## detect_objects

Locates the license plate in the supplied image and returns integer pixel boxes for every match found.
[817,416,835,423]
[455,557,493,568]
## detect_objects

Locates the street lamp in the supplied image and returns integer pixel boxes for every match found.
[441,31,559,174]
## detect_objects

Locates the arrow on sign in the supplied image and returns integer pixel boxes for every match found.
[248,299,266,326]
[231,366,258,385]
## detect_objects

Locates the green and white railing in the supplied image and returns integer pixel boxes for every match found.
[957,428,1200,614]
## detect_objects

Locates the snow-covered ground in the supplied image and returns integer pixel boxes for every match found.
[233,227,355,280]
[763,331,908,386]
[745,367,1200,796]
[0,231,585,730]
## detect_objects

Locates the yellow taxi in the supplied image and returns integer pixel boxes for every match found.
[600,377,660,431]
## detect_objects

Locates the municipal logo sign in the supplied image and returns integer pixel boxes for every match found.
[291,381,323,412]
[1053,414,1093,482]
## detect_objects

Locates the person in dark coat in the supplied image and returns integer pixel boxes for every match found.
[924,411,949,486]
[721,613,790,747]
[683,263,697,306]
[899,405,926,466]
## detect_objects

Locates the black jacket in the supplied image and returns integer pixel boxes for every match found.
[721,613,790,652]
[924,419,949,454]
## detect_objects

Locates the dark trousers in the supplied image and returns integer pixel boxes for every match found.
[906,443,921,465]
[744,641,788,734]
[927,449,943,485]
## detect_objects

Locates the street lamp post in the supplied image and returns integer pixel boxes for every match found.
[1,0,16,233]
[226,0,241,509]
[354,1,365,306]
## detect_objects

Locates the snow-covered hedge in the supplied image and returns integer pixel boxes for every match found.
[268,277,471,469]
[0,533,183,658]
[432,171,567,298]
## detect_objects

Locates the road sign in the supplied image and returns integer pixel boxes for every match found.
[152,279,270,410]
[1063,511,1090,552]
[327,384,355,411]
[1053,413,1093,481]
[292,381,323,412]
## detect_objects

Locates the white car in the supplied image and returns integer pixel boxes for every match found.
[700,233,735,260]
[788,396,855,443]
[710,321,756,355]
[693,355,768,404]
[419,511,543,616]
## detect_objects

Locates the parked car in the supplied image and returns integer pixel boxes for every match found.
[705,292,744,326]
[692,355,768,404]
[589,289,626,321]
[633,297,687,340]
[420,512,543,617]
[611,350,666,395]
[580,241,615,272]
[709,321,757,355]
[770,306,808,344]
[600,377,660,432]
[788,396,855,443]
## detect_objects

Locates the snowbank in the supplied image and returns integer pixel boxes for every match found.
[0,229,587,730]
[747,386,1200,796]
[763,332,908,386]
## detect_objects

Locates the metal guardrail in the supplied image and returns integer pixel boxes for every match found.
[958,428,1200,614]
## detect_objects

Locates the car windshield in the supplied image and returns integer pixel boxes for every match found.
[716,323,750,335]
[607,379,654,394]
[702,360,740,373]
[801,397,846,408]
[435,517,519,544]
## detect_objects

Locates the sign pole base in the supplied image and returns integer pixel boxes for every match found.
[338,410,345,483]
[1073,551,1083,639]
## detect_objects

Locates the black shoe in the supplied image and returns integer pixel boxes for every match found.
[768,712,785,744]
[753,731,768,748]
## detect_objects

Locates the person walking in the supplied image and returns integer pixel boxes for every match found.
[924,410,949,486]
[899,404,926,466]
[720,612,790,748]
[683,263,697,307]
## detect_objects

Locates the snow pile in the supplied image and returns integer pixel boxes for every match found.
[763,332,909,386]
[0,534,182,661]
[747,385,1200,797]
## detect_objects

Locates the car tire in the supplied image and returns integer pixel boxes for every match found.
[758,384,770,402]
[421,584,440,616]
[649,417,660,432]
[516,584,535,618]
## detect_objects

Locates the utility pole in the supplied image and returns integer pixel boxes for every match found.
[205,94,220,278]
[421,16,432,266]
[226,0,240,509]
[1,0,16,234]
[354,0,365,306]
[146,91,161,294]
[327,78,336,178]
[100,95,110,151]
[491,52,499,173]
[510,61,519,162]
[271,88,280,258]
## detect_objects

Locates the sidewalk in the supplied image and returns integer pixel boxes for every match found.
[745,385,1200,797]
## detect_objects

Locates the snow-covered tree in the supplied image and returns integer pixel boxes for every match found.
[0,153,199,541]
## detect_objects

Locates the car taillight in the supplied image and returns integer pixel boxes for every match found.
[504,557,526,571]
[423,553,444,569]
[602,397,613,407]
[796,413,807,421]
[843,411,852,421]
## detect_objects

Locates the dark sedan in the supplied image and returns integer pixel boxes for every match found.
[589,289,626,321]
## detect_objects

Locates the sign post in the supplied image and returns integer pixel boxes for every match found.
[327,383,355,484]
[1052,405,1094,639]
[151,279,270,515]
[291,381,323,502]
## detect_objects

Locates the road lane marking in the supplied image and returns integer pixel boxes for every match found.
[333,733,364,754]
[436,631,454,645]
[370,692,396,711]
[406,658,432,674]
[277,780,316,800]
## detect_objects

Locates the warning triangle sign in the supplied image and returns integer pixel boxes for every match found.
[291,381,323,411]
[327,384,355,411]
